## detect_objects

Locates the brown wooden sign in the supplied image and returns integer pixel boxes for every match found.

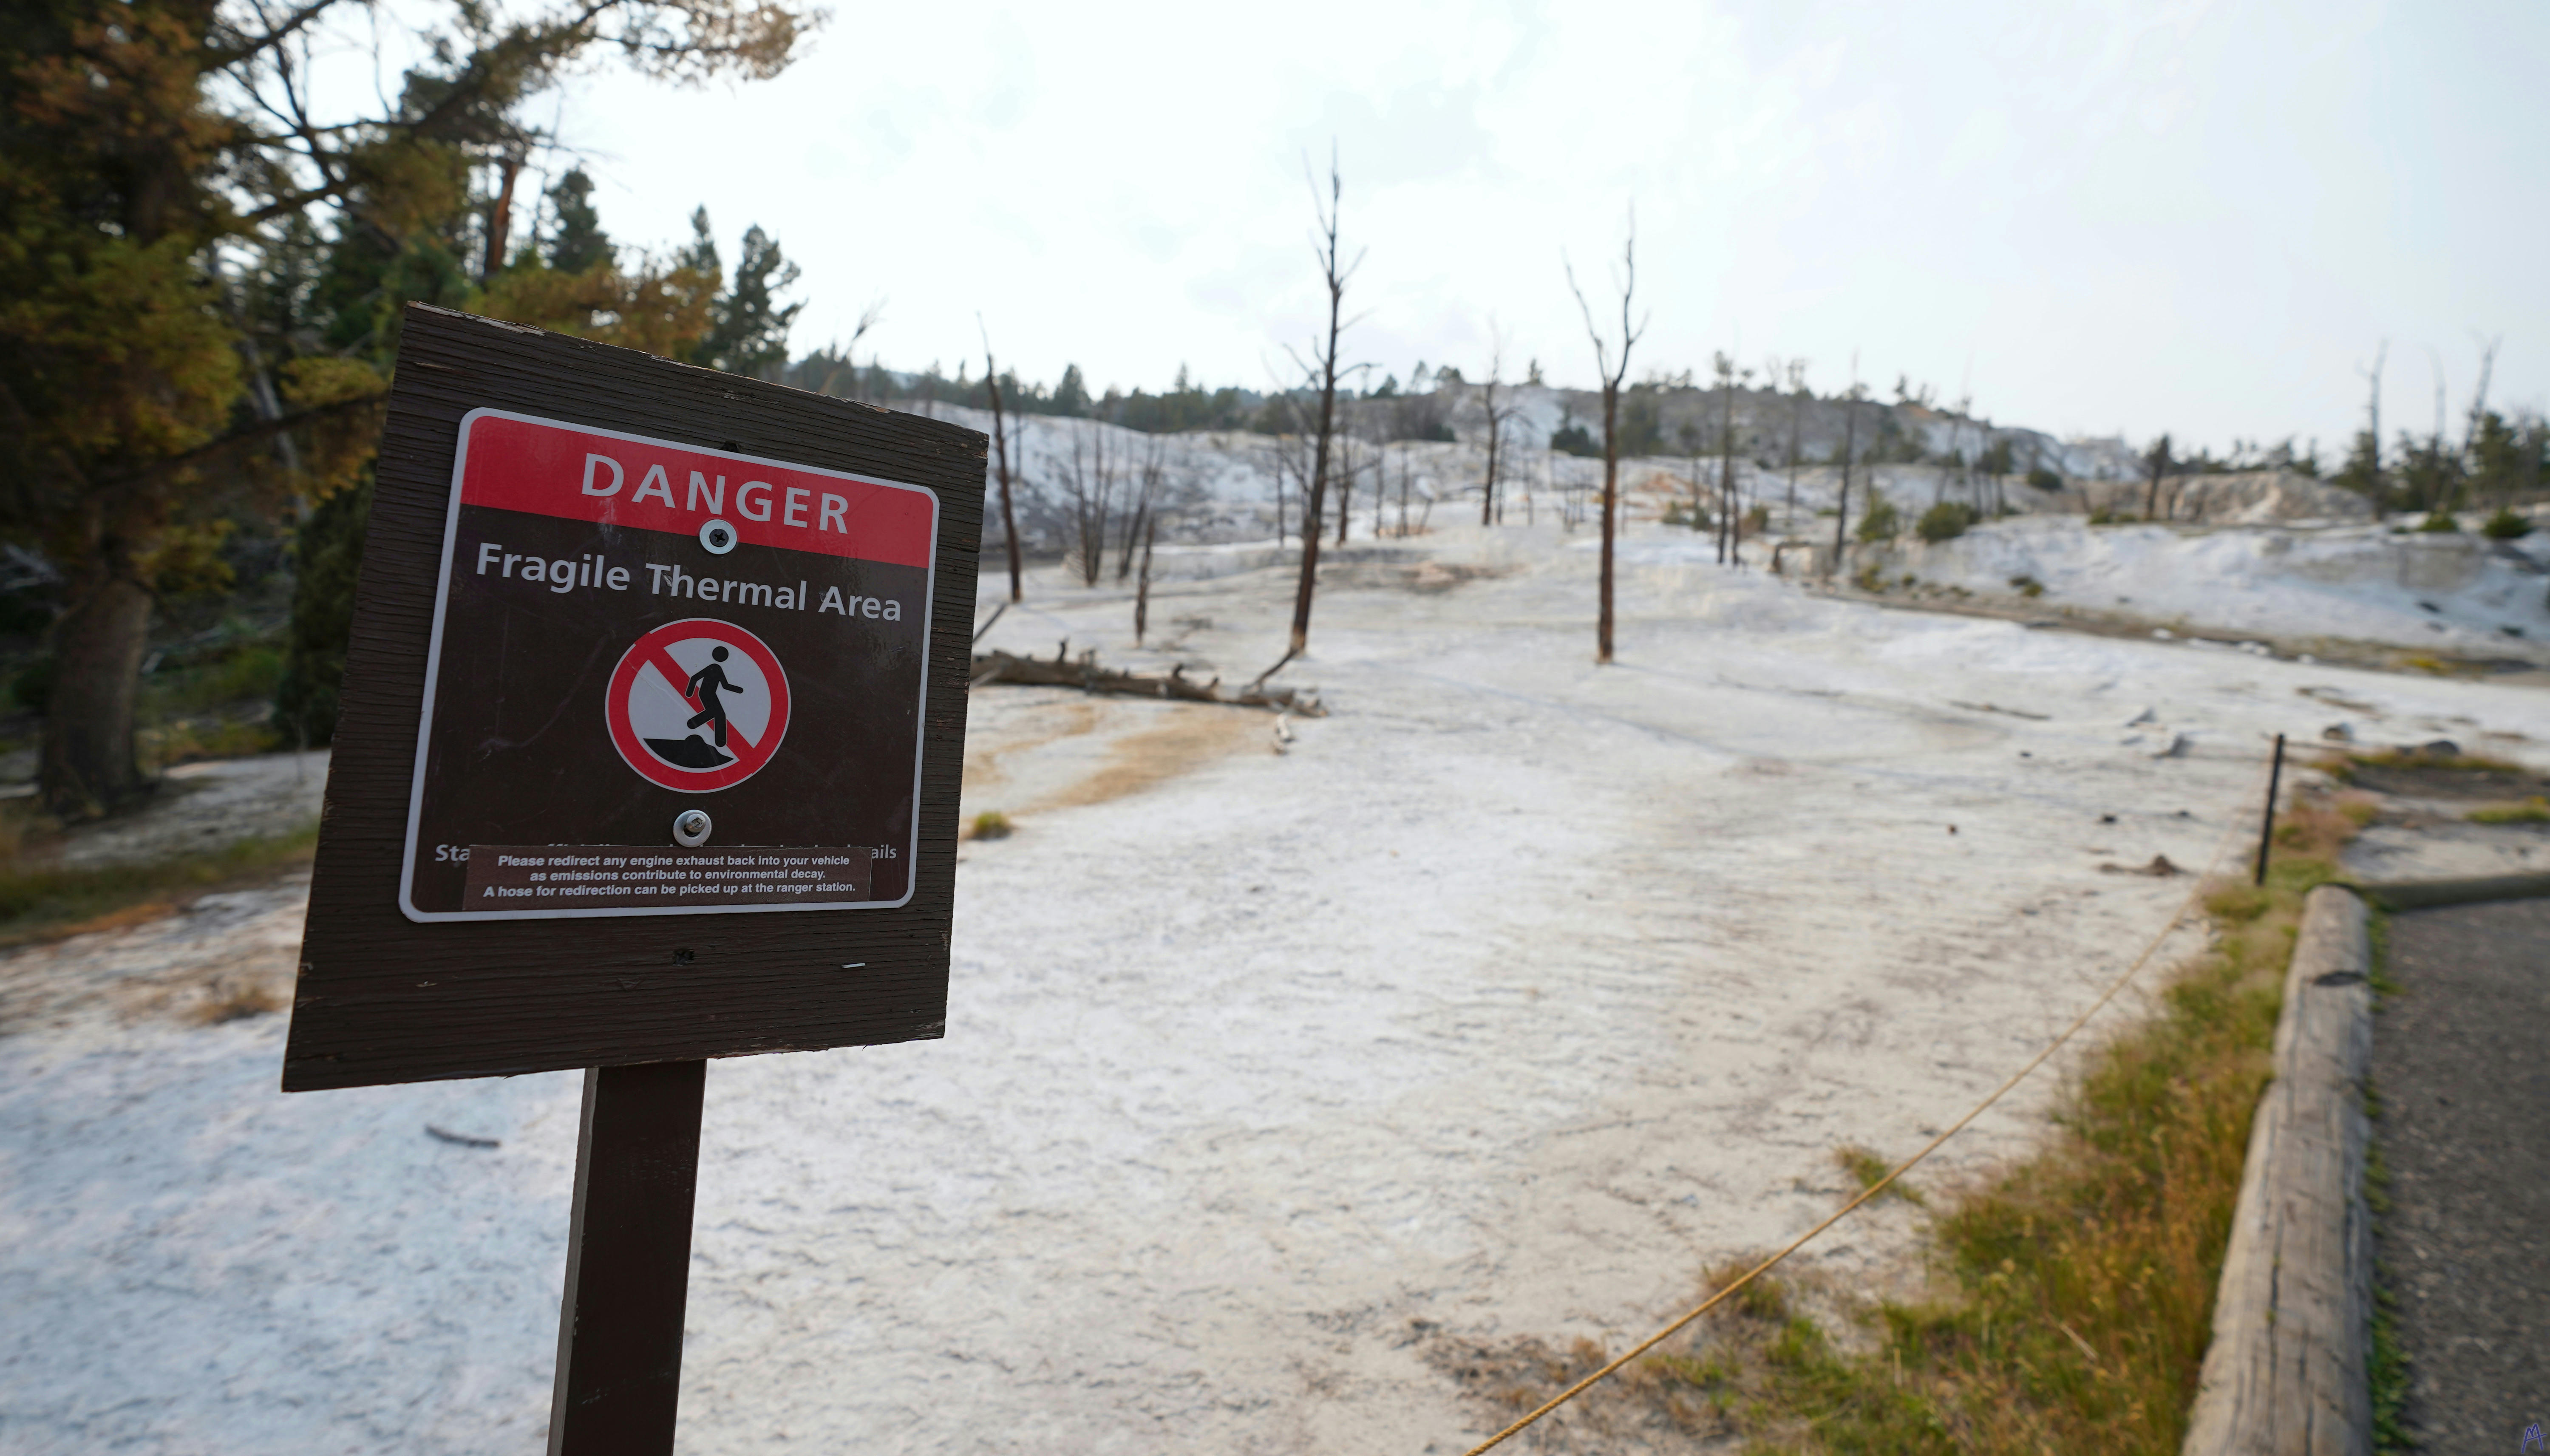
[282,306,985,1092]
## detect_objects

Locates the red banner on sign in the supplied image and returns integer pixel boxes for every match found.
[456,410,936,567]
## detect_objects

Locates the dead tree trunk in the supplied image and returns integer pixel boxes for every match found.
[1120,435,1163,583]
[1396,449,1411,536]
[1479,324,1512,526]
[1785,359,1806,522]
[1716,353,1740,567]
[1335,433,1355,547]
[1279,155,1357,669]
[1060,422,1115,588]
[2144,434,2172,521]
[981,326,1023,603]
[1833,352,1861,570]
[1134,512,1158,645]
[1567,219,1645,666]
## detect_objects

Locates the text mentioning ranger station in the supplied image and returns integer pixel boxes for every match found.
[397,408,939,922]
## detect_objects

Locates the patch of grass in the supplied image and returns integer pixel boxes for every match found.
[2363,1099,2413,1454]
[1493,792,2366,1455]
[2466,796,2550,824]
[140,716,284,769]
[143,643,287,720]
[2007,574,2045,599]
[1835,1144,1925,1207]
[2334,745,2525,778]
[0,821,318,947]
[966,810,1014,841]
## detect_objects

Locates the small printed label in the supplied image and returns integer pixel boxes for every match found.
[463,845,874,910]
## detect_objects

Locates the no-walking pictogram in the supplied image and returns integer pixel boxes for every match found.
[606,618,792,792]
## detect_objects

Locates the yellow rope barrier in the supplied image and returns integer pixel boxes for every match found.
[1458,749,2278,1455]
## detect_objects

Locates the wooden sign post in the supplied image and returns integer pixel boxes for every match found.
[281,305,985,1451]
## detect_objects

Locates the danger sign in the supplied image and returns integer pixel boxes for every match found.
[397,408,938,922]
[607,619,791,791]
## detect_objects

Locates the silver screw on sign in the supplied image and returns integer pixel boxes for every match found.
[672,810,712,847]
[698,518,737,554]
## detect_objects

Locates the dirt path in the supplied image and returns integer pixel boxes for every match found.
[2371,896,2550,1453]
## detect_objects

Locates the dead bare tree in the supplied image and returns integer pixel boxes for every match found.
[1269,152,1360,677]
[1134,510,1159,645]
[1394,446,1411,536]
[2357,341,2388,509]
[980,319,1024,603]
[1120,434,1165,582]
[1565,215,1646,665]
[1713,352,1745,567]
[1374,445,1388,537]
[1832,351,1862,569]
[1784,358,1808,522]
[1268,425,1293,545]
[2423,344,2452,515]
[1056,421,1116,588]
[2143,433,2173,521]
[1679,420,1706,533]
[1479,322,1518,526]
[2464,333,2501,464]
[1335,431,1356,547]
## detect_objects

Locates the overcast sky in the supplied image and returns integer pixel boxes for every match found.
[544,0,2544,454]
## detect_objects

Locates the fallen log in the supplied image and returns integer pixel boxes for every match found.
[969,647,1325,716]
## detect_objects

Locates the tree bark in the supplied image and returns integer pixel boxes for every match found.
[982,343,1023,603]
[1599,382,1618,662]
[41,569,156,819]
[1335,435,1354,547]
[1134,513,1156,645]
[1833,380,1859,568]
[1720,370,1738,567]
[1286,162,1350,661]
[1567,228,1641,665]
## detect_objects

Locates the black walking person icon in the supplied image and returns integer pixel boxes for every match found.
[684,646,747,749]
[611,620,791,789]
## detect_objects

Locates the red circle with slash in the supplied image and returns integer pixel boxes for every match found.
[605,618,792,792]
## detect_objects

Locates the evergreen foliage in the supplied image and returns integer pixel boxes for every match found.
[1856,491,1900,541]
[0,0,812,815]
[272,477,373,746]
[545,170,614,273]
[1917,500,1978,542]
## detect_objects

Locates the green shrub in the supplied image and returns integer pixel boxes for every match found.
[2468,797,2550,824]
[2415,512,2459,533]
[2025,466,2063,491]
[2009,574,2046,598]
[969,810,1014,840]
[1918,500,1978,543]
[1855,492,1899,543]
[2480,508,2533,540]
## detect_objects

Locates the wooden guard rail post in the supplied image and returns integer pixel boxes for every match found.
[2182,885,2373,1456]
